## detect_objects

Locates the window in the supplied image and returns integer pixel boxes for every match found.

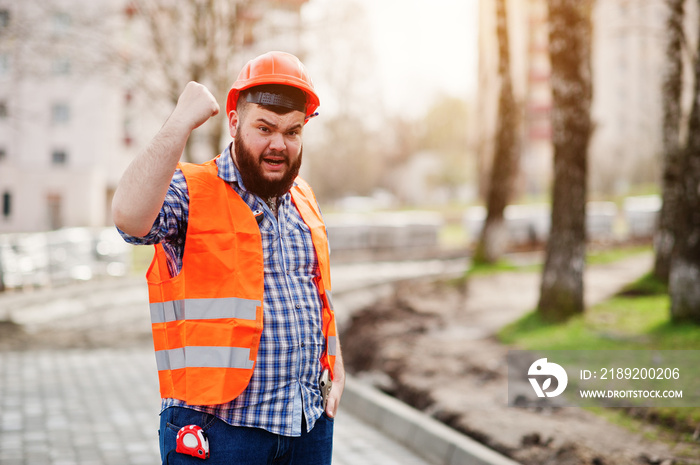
[0,10,9,31]
[0,54,9,76]
[52,149,67,165]
[52,12,71,36]
[51,103,70,124]
[2,191,10,218]
[0,101,7,119]
[52,57,71,76]
[0,147,6,161]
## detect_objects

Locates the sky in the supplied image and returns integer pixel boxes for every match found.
[302,0,479,117]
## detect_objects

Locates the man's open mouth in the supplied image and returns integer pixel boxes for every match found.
[262,156,286,167]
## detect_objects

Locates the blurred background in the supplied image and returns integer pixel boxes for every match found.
[4,2,700,463]
[0,0,696,297]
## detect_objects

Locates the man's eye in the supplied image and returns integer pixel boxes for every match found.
[259,126,270,133]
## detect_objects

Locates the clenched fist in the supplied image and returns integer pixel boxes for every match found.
[169,81,220,132]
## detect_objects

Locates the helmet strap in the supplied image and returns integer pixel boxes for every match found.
[245,89,306,113]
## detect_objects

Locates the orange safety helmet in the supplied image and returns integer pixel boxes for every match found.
[226,51,320,119]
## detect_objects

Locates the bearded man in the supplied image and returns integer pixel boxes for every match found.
[112,51,344,465]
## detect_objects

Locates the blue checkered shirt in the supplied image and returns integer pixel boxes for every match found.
[119,145,327,436]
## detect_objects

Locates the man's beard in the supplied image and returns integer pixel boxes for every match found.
[234,133,302,199]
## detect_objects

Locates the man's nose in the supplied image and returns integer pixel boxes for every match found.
[269,132,286,152]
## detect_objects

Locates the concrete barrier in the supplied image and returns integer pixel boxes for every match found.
[464,200,631,247]
[586,201,617,241]
[505,204,551,245]
[325,212,444,262]
[342,376,522,465]
[623,195,660,239]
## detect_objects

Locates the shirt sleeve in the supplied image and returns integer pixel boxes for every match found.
[117,168,189,248]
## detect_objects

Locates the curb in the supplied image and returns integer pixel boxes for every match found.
[341,376,521,465]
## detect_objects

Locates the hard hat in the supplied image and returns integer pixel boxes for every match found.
[226,51,320,119]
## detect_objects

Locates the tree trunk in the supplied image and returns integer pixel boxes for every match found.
[669,6,700,323]
[537,0,593,322]
[654,0,685,284]
[474,0,520,264]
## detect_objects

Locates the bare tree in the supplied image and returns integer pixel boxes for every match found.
[669,0,700,323]
[474,0,520,264]
[0,2,125,93]
[4,0,307,161]
[301,0,389,202]
[127,0,257,162]
[654,0,686,284]
[128,0,309,162]
[537,0,593,322]
[308,114,388,201]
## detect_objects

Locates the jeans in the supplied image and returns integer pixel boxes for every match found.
[159,407,334,464]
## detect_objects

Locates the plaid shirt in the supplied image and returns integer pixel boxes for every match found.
[119,145,327,437]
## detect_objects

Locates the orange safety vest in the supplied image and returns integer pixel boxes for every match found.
[146,157,337,406]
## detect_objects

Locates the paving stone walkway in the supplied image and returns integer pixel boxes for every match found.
[0,348,435,465]
[0,258,471,465]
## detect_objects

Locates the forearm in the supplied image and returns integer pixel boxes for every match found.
[333,337,345,384]
[326,336,345,418]
[112,119,190,237]
[112,81,219,237]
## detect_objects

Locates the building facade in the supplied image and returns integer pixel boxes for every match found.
[478,0,697,199]
[0,0,132,232]
[0,0,308,234]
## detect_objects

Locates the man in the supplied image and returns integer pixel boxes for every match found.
[112,51,344,465]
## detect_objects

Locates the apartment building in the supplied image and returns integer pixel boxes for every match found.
[0,0,129,232]
[0,0,308,233]
[478,0,693,198]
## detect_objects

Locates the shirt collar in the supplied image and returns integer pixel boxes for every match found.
[216,144,241,185]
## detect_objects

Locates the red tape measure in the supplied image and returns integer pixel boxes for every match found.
[176,425,210,460]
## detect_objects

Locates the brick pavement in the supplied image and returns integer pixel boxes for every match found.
[0,259,474,465]
[0,348,434,465]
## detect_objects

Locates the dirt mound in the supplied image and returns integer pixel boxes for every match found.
[341,277,700,465]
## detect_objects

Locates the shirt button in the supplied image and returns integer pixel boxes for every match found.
[295,303,301,309]
[300,342,306,348]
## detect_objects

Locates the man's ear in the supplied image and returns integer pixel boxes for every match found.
[228,110,239,138]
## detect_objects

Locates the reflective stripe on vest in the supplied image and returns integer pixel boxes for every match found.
[155,347,255,371]
[146,156,336,406]
[327,336,338,356]
[149,297,260,324]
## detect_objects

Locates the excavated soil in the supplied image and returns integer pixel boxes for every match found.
[341,274,700,465]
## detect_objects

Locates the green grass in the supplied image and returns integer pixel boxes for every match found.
[498,294,683,350]
[468,244,652,277]
[618,272,669,297]
[467,258,540,276]
[498,271,699,350]
[585,244,653,265]
[497,270,700,443]
[584,406,700,448]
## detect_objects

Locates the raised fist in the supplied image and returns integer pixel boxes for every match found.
[170,81,220,131]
